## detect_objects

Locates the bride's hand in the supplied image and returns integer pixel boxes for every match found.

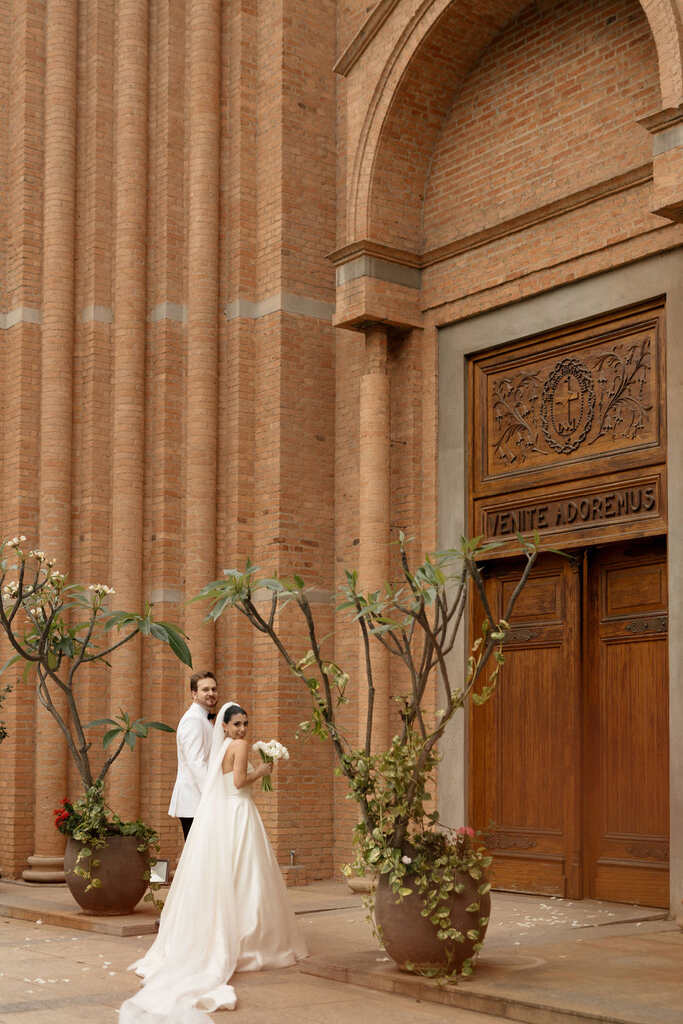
[257,761,274,779]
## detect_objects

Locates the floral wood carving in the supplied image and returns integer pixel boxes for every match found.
[491,373,544,467]
[623,615,667,635]
[590,337,652,444]
[488,334,655,471]
[486,833,537,850]
[504,627,540,644]
[625,841,668,861]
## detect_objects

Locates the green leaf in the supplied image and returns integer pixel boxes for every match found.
[102,728,121,749]
[132,721,149,738]
[125,731,136,750]
[102,610,140,632]
[207,595,231,622]
[148,622,169,643]
[145,721,175,733]
[0,652,22,676]
[157,622,193,667]
[85,718,119,729]
[398,887,413,897]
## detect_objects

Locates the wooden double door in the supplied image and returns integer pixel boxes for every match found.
[469,537,669,907]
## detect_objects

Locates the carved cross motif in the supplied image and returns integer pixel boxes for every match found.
[554,374,581,433]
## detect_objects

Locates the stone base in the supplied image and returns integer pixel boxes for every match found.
[22,855,65,883]
[346,873,376,894]
[281,864,308,887]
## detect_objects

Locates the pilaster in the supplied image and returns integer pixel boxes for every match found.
[23,0,78,883]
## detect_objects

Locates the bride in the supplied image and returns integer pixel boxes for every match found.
[119,701,307,1021]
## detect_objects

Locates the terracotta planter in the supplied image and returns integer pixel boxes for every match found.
[374,869,491,973]
[64,834,149,916]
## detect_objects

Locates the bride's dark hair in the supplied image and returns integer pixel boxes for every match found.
[223,704,247,724]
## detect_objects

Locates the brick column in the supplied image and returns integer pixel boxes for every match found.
[0,0,44,880]
[108,0,148,819]
[141,0,187,865]
[23,0,77,884]
[183,0,220,670]
[358,324,391,751]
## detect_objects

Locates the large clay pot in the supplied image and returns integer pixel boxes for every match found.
[64,835,149,915]
[374,869,491,973]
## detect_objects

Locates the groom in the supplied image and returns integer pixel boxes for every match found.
[168,670,218,839]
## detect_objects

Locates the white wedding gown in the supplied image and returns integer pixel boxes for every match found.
[119,712,307,1022]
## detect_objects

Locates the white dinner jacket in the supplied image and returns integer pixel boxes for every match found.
[168,702,214,818]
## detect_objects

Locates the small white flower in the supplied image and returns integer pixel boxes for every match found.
[29,550,45,561]
[401,855,412,865]
[89,583,115,596]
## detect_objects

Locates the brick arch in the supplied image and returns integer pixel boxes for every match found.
[350,0,683,250]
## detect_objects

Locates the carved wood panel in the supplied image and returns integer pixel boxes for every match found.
[585,540,669,908]
[473,468,667,555]
[469,300,666,502]
[469,555,582,898]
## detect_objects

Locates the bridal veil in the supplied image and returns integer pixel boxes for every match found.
[119,701,306,1022]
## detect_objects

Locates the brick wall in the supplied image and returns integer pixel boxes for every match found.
[423,0,660,248]
[0,0,680,881]
[0,0,337,880]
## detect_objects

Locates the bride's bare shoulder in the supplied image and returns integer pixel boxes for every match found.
[224,737,248,761]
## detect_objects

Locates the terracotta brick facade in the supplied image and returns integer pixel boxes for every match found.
[1,0,682,895]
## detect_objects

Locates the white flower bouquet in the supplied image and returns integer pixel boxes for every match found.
[252,739,289,791]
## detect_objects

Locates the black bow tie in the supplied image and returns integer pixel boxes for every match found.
[207,713,216,722]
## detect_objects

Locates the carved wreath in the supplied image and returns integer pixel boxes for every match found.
[540,358,595,455]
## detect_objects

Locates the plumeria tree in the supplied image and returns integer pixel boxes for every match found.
[0,535,192,790]
[195,532,539,978]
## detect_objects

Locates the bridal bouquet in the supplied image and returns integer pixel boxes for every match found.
[252,739,289,791]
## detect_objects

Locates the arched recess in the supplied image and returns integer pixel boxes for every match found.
[348,0,683,251]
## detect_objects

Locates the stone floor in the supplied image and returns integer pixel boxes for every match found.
[0,879,680,1023]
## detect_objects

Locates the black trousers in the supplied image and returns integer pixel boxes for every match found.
[179,817,193,840]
